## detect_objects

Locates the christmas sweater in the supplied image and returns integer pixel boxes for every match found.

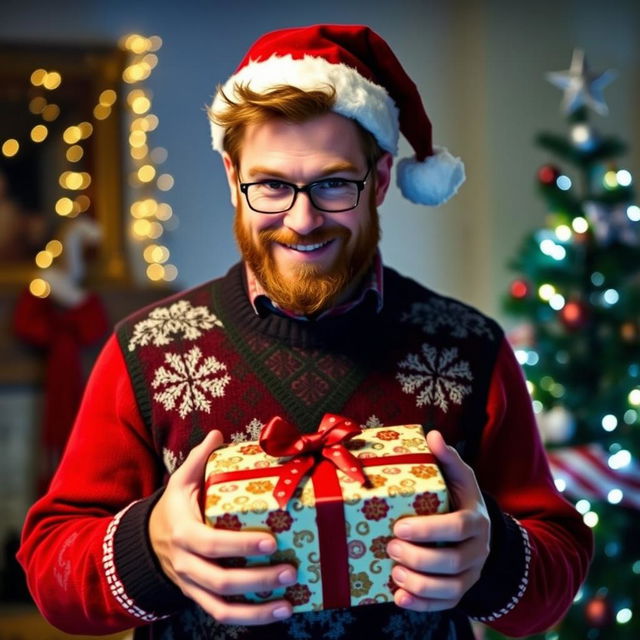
[18,263,593,639]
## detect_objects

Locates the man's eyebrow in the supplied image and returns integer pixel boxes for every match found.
[246,162,360,179]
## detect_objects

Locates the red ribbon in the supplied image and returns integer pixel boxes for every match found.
[205,453,435,488]
[259,413,368,508]
[312,458,350,608]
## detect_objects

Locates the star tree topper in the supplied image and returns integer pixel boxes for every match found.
[546,49,616,116]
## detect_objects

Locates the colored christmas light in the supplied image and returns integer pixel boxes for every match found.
[510,279,529,298]
[538,164,560,185]
[556,175,572,190]
[627,205,640,221]
[617,170,632,186]
[572,216,589,233]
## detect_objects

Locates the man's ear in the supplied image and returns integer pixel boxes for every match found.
[222,152,238,208]
[374,152,393,206]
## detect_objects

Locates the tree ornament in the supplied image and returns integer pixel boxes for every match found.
[538,164,561,186]
[560,300,588,330]
[510,279,529,299]
[536,405,575,444]
[621,322,638,342]
[546,49,616,116]
[584,201,640,247]
[506,322,535,349]
[585,594,613,628]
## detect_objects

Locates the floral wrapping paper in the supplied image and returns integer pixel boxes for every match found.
[203,423,449,613]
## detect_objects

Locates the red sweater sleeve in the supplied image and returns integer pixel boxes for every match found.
[17,334,177,634]
[462,338,593,636]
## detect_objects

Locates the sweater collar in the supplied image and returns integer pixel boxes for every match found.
[213,262,385,349]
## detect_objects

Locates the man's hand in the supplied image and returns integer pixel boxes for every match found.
[386,430,490,612]
[149,430,297,625]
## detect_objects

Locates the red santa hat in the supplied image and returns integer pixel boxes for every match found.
[210,24,465,206]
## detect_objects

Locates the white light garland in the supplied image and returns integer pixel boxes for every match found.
[120,33,178,284]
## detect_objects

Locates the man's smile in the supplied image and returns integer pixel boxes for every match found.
[281,239,335,253]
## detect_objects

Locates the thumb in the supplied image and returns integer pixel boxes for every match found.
[426,430,481,509]
[173,429,224,486]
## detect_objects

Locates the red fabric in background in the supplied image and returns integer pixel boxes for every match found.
[12,289,109,493]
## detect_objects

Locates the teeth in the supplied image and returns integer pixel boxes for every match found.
[285,241,330,252]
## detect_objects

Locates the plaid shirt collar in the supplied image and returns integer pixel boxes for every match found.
[245,251,384,321]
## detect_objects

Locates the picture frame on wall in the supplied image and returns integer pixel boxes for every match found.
[0,42,129,287]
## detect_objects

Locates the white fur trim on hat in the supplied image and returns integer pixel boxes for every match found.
[210,54,399,155]
[396,146,465,206]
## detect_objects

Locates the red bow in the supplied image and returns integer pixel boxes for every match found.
[259,414,368,508]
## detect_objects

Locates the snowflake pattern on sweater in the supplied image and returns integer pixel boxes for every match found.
[284,609,356,639]
[152,346,231,418]
[230,418,266,443]
[128,300,223,352]
[162,448,185,475]
[396,343,473,411]
[381,610,444,638]
[401,298,497,341]
[362,415,384,428]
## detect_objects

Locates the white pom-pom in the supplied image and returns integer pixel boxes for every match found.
[396,146,465,206]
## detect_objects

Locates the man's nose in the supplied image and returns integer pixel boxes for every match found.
[282,192,324,235]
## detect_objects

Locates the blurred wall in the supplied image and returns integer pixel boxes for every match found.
[1,0,638,321]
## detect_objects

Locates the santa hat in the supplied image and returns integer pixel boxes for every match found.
[210,24,465,206]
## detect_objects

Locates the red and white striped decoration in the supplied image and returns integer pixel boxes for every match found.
[548,444,640,510]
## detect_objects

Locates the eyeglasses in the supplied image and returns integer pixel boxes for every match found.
[238,167,371,214]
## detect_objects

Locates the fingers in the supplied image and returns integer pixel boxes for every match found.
[391,547,482,612]
[186,585,293,626]
[387,536,482,575]
[387,431,492,613]
[176,558,297,598]
[171,521,277,559]
[153,516,297,624]
[392,564,466,603]
[393,510,488,544]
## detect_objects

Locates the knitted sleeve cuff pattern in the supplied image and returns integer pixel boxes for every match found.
[460,493,531,622]
[107,489,190,621]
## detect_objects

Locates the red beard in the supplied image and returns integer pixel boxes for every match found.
[234,196,380,316]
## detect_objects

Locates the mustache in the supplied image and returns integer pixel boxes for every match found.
[258,226,351,246]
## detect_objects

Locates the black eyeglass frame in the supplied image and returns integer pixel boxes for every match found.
[238,166,371,214]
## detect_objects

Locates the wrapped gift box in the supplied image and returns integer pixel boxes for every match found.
[203,415,448,613]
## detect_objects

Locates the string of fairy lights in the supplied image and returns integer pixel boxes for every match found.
[122,33,178,284]
[0,33,177,297]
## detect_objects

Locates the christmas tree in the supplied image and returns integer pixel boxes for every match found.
[499,50,640,639]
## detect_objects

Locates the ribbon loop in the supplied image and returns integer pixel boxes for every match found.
[259,414,367,508]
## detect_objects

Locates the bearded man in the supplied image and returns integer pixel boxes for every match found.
[18,25,592,640]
